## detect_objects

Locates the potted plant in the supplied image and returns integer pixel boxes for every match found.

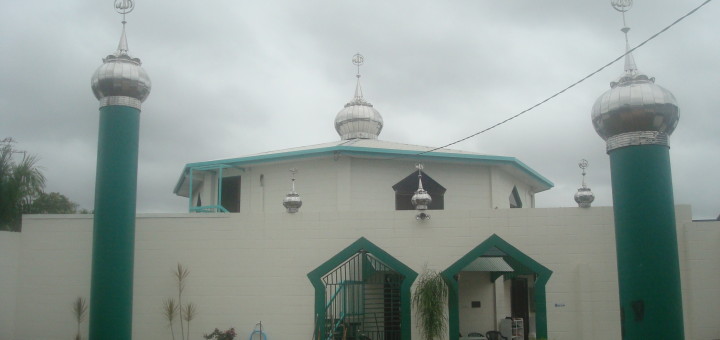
[412,268,448,340]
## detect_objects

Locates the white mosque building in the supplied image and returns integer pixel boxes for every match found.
[1,6,719,340]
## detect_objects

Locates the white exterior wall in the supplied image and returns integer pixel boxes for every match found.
[0,231,21,340]
[458,272,496,335]
[5,205,717,340]
[681,219,720,340]
[200,156,530,214]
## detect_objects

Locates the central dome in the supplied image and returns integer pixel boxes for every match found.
[335,96,383,140]
[334,70,383,140]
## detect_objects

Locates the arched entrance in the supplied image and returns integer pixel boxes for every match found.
[308,238,417,340]
[442,234,552,340]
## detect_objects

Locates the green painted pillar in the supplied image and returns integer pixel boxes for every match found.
[89,106,141,340]
[609,144,684,339]
[89,17,151,339]
[591,24,684,335]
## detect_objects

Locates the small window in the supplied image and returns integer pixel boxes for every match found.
[509,186,522,208]
[392,171,446,210]
[221,176,241,212]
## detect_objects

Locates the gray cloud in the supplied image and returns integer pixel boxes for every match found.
[1,0,717,219]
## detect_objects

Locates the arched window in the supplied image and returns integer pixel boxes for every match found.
[509,186,522,208]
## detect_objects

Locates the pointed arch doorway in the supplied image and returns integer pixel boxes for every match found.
[308,238,418,340]
[442,234,552,340]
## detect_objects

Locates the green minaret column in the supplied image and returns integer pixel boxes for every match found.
[89,4,151,339]
[592,2,683,338]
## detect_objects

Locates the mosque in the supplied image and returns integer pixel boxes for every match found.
[0,2,718,340]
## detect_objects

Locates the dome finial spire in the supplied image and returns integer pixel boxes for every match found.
[114,0,135,56]
[611,0,637,74]
[352,53,365,99]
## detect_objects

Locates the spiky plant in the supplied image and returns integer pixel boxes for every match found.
[412,268,448,340]
[174,263,190,340]
[72,297,88,340]
[182,302,198,340]
[162,298,179,340]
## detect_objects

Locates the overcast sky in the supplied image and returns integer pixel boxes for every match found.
[1,0,718,219]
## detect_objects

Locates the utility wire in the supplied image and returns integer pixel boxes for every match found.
[412,0,712,157]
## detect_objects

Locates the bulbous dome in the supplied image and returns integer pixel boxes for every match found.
[91,28,151,103]
[574,187,595,208]
[591,71,678,140]
[335,98,383,140]
[411,188,432,211]
[335,74,383,140]
[283,192,302,213]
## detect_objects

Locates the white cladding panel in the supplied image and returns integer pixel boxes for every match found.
[200,156,528,213]
[0,231,21,340]
[4,206,718,340]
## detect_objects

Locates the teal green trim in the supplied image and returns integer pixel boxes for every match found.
[217,166,223,207]
[441,234,552,340]
[186,164,234,213]
[307,237,418,340]
[89,105,141,340]
[188,167,194,211]
[175,145,553,195]
[189,205,229,213]
[609,144,684,339]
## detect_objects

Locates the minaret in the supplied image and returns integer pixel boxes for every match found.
[591,1,683,338]
[89,1,151,339]
[334,53,384,140]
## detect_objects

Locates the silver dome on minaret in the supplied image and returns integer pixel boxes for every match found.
[91,1,151,109]
[334,54,383,140]
[591,0,678,151]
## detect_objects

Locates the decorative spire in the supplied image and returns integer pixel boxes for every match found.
[411,164,432,220]
[334,53,384,140]
[91,0,151,109]
[283,168,303,213]
[611,0,637,75]
[574,159,595,208]
[114,0,134,56]
[353,53,364,100]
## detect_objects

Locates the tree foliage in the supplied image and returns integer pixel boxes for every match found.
[27,192,79,214]
[1,138,79,231]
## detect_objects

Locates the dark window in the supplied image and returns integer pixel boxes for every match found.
[221,176,241,212]
[392,171,446,210]
[509,186,522,208]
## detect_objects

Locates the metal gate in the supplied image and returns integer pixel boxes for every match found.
[322,250,402,340]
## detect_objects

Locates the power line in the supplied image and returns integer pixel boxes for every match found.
[413,0,713,157]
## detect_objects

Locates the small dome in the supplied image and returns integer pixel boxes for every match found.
[411,173,432,211]
[591,71,678,141]
[574,187,595,208]
[283,192,302,213]
[91,28,151,103]
[411,189,432,211]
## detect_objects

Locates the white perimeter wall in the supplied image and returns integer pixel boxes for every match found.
[0,231,21,340]
[3,206,718,340]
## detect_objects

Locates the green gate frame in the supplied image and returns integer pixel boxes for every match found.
[308,237,418,340]
[441,234,553,340]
